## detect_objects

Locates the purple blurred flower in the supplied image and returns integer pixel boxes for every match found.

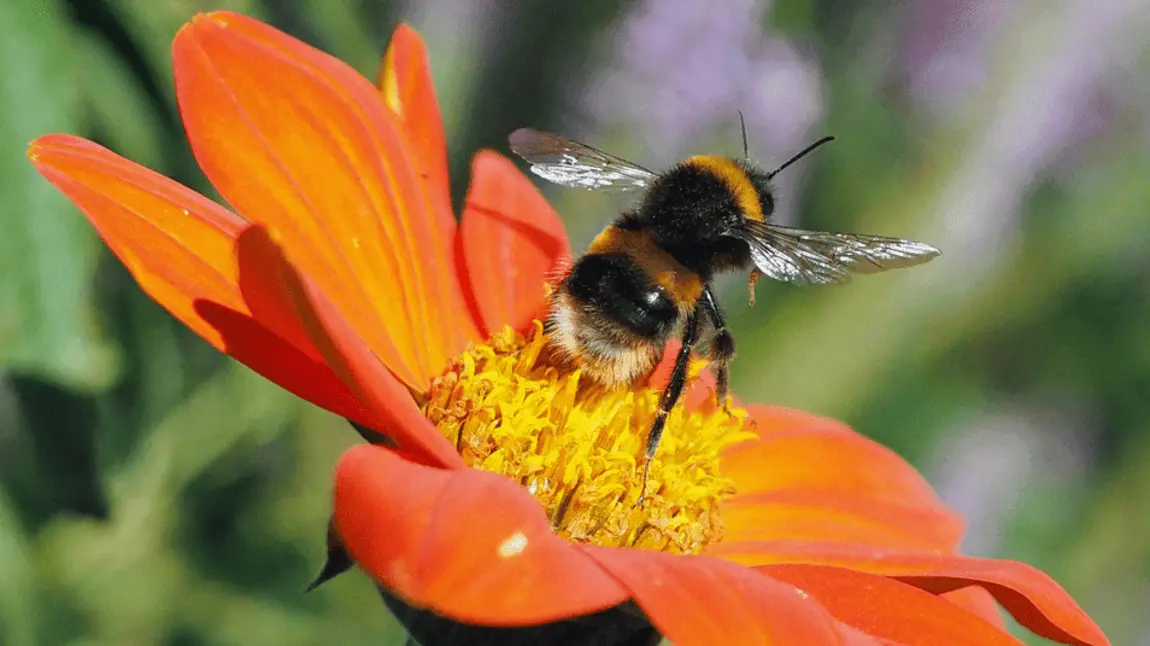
[927,404,1097,557]
[900,1,1018,119]
[585,0,824,173]
[899,0,1148,282]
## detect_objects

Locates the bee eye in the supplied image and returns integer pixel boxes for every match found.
[759,190,774,216]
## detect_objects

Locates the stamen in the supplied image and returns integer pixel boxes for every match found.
[422,321,755,554]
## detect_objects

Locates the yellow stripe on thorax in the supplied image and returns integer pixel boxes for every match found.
[586,227,703,309]
[683,155,764,222]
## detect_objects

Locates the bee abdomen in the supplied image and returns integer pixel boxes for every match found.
[565,252,678,339]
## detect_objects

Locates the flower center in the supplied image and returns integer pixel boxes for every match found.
[420,322,755,554]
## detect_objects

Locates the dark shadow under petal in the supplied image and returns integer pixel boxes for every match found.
[377,586,659,646]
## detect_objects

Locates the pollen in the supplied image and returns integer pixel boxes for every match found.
[421,321,756,554]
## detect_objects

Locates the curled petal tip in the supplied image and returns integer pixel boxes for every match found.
[174,21,196,45]
[26,133,74,158]
[191,11,234,28]
[179,10,243,42]
[393,22,420,37]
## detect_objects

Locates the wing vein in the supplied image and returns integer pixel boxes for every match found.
[734,221,940,286]
[508,128,656,191]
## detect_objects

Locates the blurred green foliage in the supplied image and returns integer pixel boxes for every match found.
[1,0,1148,644]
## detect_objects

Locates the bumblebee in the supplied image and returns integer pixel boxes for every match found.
[509,128,940,492]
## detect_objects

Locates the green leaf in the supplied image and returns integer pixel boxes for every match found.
[0,0,119,391]
[297,0,382,73]
[0,488,35,646]
[73,30,168,173]
[112,0,265,116]
[768,0,815,35]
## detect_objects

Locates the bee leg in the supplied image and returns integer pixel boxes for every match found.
[701,287,735,411]
[748,269,762,308]
[712,347,733,414]
[637,306,702,505]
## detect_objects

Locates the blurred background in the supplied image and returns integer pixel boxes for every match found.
[2,0,1148,643]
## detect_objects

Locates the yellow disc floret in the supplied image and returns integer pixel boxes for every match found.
[421,321,756,554]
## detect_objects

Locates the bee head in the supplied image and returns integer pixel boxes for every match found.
[743,167,776,222]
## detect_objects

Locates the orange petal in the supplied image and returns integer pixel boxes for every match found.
[459,150,572,336]
[377,24,456,243]
[717,489,964,553]
[236,228,462,468]
[194,301,373,424]
[173,11,477,390]
[29,134,246,346]
[723,405,959,522]
[28,134,367,421]
[944,586,1007,630]
[887,555,1108,646]
[723,543,1105,646]
[333,444,627,624]
[581,548,869,646]
[761,564,1023,645]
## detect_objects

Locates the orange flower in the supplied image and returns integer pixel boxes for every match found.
[28,12,1108,646]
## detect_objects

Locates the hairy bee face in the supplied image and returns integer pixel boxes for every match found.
[745,168,775,221]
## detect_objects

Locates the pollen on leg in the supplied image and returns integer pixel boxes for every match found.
[421,321,756,554]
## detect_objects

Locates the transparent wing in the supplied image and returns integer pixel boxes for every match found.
[508,128,657,191]
[731,227,853,286]
[733,221,941,286]
[768,224,942,274]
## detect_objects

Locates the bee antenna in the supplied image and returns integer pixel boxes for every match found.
[737,110,750,160]
[767,136,835,179]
